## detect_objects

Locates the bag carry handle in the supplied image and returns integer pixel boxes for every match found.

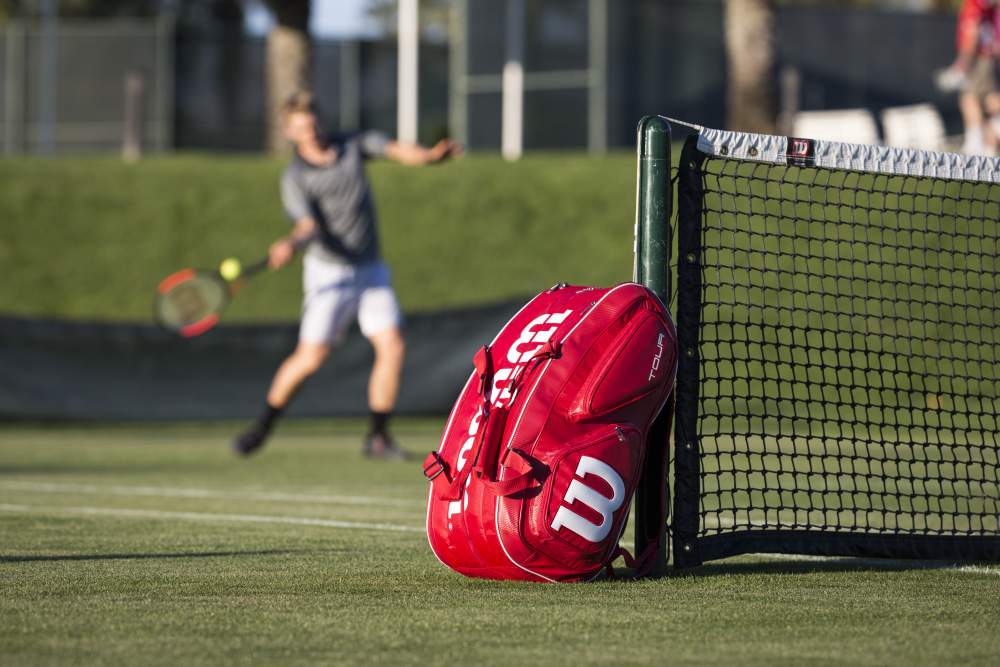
[424,342,560,500]
[472,405,508,480]
[477,448,548,497]
[423,445,542,500]
[423,344,495,495]
[424,410,547,500]
[425,404,520,501]
[473,344,493,400]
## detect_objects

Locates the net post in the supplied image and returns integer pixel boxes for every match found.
[636,120,1000,567]
[671,136,706,569]
[634,115,672,575]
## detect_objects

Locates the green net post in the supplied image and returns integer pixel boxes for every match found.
[633,116,673,575]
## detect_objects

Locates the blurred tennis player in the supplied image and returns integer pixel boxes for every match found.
[938,0,1000,155]
[233,91,460,458]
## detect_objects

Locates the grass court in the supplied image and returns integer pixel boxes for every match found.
[2,419,998,666]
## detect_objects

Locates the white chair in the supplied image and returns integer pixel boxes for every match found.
[791,109,880,145]
[880,104,947,152]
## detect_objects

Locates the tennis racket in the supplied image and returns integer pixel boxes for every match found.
[154,257,269,337]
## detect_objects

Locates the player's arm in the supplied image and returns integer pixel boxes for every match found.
[269,217,317,269]
[272,170,318,269]
[384,139,462,166]
[954,0,984,70]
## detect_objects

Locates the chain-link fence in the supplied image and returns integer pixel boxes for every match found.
[0,2,965,155]
[2,18,173,154]
[0,17,449,154]
[458,0,960,151]
[174,35,449,151]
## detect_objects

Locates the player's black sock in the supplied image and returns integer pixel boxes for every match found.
[233,404,283,456]
[369,410,391,437]
[256,403,284,434]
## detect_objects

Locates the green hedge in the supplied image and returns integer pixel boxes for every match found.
[0,152,639,321]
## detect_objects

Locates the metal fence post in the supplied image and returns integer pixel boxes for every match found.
[633,115,673,575]
[587,0,607,154]
[448,0,468,146]
[501,0,525,161]
[38,0,58,154]
[3,21,26,155]
[155,13,175,152]
[397,0,419,143]
[122,71,145,161]
[339,39,362,132]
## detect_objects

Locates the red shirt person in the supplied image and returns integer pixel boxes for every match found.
[949,0,1000,155]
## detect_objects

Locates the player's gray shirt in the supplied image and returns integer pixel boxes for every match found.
[281,131,389,266]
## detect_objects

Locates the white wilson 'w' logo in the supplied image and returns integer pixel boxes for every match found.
[550,456,625,542]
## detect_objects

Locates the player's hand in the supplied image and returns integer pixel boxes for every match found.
[268,238,295,270]
[430,139,463,163]
[935,64,968,93]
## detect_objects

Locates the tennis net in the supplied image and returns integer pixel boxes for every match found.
[659,119,1000,566]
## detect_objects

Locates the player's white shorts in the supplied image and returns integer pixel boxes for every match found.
[300,257,402,345]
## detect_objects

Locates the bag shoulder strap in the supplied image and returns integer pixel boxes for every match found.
[423,342,561,500]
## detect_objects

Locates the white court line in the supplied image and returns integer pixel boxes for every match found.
[0,480,419,509]
[699,517,1000,577]
[754,552,1000,576]
[955,565,1000,577]
[0,503,424,533]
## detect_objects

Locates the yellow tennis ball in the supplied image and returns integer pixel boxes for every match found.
[219,258,242,281]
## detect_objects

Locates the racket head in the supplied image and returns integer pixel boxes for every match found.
[154,268,232,337]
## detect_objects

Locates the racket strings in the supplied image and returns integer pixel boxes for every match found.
[156,274,229,331]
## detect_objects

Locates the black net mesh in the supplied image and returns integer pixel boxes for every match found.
[673,135,1000,564]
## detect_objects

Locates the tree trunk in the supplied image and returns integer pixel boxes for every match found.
[265,0,311,154]
[725,0,776,134]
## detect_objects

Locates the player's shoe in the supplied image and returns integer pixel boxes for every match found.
[363,433,409,460]
[232,427,269,457]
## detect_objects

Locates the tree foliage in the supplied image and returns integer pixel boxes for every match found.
[726,0,777,133]
[262,0,310,31]
[262,0,312,153]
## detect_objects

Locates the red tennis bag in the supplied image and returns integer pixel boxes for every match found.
[424,283,678,582]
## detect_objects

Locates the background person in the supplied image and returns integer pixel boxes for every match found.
[946,0,1000,155]
[233,91,460,459]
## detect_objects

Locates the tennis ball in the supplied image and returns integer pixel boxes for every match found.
[219,257,242,281]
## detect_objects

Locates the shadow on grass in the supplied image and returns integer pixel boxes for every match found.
[0,548,319,564]
[590,556,994,582]
[666,556,987,578]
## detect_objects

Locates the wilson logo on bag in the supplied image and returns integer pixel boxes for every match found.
[423,283,678,582]
[550,455,626,542]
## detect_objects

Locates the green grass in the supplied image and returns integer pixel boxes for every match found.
[0,152,637,321]
[3,421,999,666]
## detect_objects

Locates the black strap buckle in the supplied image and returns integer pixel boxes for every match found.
[423,451,449,481]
